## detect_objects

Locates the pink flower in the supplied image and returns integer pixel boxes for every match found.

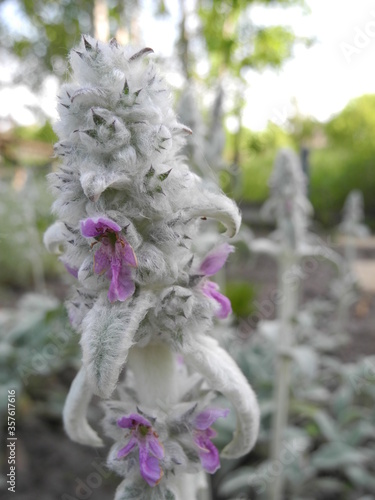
[117,413,164,487]
[193,408,229,474]
[199,244,234,319]
[80,217,137,302]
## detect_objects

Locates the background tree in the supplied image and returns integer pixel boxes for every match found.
[325,94,375,153]
[0,0,141,90]
[196,0,312,170]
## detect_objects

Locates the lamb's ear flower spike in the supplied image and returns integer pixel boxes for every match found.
[45,34,259,497]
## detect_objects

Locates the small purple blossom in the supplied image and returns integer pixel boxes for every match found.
[80,217,137,302]
[117,413,164,487]
[202,281,232,319]
[199,243,234,276]
[199,244,234,319]
[192,408,229,474]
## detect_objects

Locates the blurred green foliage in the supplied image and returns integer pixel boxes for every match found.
[224,123,293,201]
[13,121,57,144]
[225,280,256,317]
[0,0,125,89]
[0,172,61,293]
[0,293,80,418]
[326,94,375,150]
[309,149,374,227]
[308,94,375,226]
[197,0,308,79]
[228,94,375,226]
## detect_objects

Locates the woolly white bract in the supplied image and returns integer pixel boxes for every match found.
[45,35,259,499]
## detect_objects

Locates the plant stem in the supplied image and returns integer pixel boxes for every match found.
[127,343,211,499]
[270,251,299,500]
[127,343,178,406]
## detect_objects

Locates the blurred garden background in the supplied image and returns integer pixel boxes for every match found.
[1,1,375,499]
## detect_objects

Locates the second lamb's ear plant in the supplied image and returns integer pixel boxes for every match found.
[45,35,260,499]
[335,189,370,334]
[263,150,307,500]
[248,149,343,500]
[337,189,370,270]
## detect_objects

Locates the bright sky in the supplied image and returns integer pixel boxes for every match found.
[241,0,375,129]
[1,0,375,131]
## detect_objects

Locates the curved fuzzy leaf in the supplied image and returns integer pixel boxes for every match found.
[188,191,241,238]
[183,335,260,458]
[63,366,104,447]
[81,291,155,398]
[43,221,69,254]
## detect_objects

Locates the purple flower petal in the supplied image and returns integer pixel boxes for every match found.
[203,280,219,294]
[194,408,230,430]
[93,245,111,274]
[195,434,220,474]
[117,413,152,429]
[205,427,217,439]
[139,442,163,487]
[80,217,121,238]
[108,263,135,303]
[117,435,137,458]
[202,281,232,319]
[199,244,234,277]
[122,242,138,267]
[210,288,232,319]
[80,217,136,303]
[147,433,165,460]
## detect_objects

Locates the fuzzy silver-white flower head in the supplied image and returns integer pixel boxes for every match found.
[261,148,313,250]
[45,35,259,497]
[338,189,370,238]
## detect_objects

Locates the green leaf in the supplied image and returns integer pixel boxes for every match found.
[307,477,347,495]
[311,442,367,471]
[83,36,93,51]
[81,294,153,398]
[345,465,375,490]
[158,169,172,181]
[344,420,375,447]
[91,109,106,126]
[312,410,340,441]
[82,129,98,140]
[145,165,155,179]
[123,79,129,95]
[217,466,259,497]
[164,491,175,500]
